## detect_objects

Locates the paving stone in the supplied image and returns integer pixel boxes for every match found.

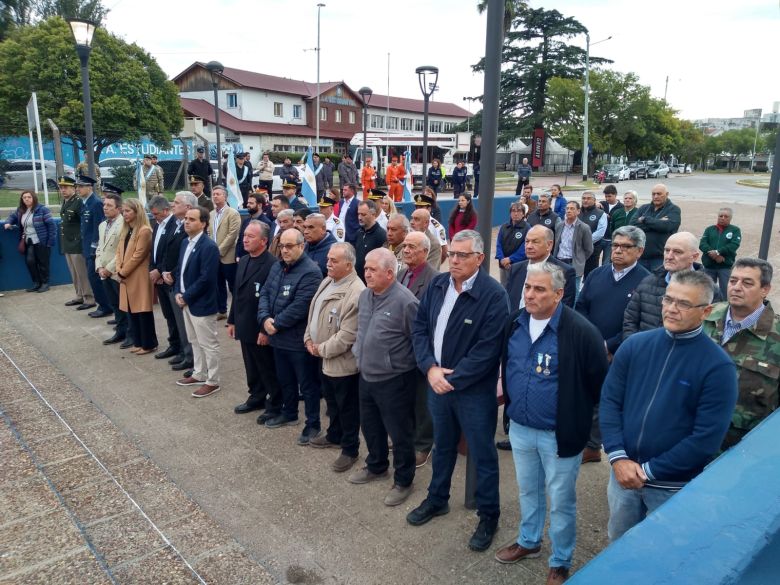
[111,547,204,585]
[25,433,85,466]
[82,511,167,566]
[43,454,107,493]
[60,479,137,526]
[194,545,278,585]
[0,477,59,524]
[0,548,112,585]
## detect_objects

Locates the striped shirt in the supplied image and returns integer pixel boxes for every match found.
[722,304,766,344]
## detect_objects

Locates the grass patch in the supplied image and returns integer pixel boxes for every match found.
[736,179,771,189]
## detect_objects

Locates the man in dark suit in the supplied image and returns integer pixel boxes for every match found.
[228,220,282,420]
[599,184,624,264]
[148,196,182,362]
[160,192,196,374]
[507,225,576,311]
[174,206,221,398]
[338,184,361,245]
[398,230,439,468]
[76,175,112,315]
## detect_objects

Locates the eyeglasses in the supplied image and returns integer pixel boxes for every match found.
[279,243,302,250]
[612,243,637,251]
[446,251,479,260]
[661,295,708,311]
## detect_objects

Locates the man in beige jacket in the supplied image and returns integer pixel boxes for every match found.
[95,190,127,345]
[208,185,241,318]
[304,242,365,473]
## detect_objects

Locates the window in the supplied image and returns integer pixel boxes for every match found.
[430,121,442,133]
[320,107,327,121]
[443,122,454,132]
[349,111,356,124]
[401,118,413,131]
[387,116,399,130]
[293,104,302,119]
[371,114,384,129]
[414,119,424,132]
[335,109,342,123]
[274,102,283,117]
[226,93,238,108]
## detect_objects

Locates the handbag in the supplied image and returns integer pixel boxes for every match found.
[17,235,26,255]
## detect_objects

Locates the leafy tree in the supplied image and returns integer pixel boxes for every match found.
[471,5,610,144]
[0,0,34,40]
[760,124,779,152]
[476,0,526,34]
[36,0,107,23]
[0,17,183,163]
[717,128,758,172]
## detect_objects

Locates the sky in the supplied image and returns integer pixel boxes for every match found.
[102,0,779,122]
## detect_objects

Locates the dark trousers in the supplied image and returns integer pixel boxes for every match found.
[257,179,273,195]
[128,310,158,350]
[515,177,529,195]
[427,387,500,519]
[216,262,237,314]
[102,278,128,336]
[86,255,112,311]
[587,406,602,450]
[414,370,434,453]
[584,240,604,280]
[240,341,282,410]
[704,267,731,300]
[359,370,417,487]
[322,373,360,458]
[156,283,181,352]
[273,348,321,429]
[24,241,50,285]
[167,288,192,362]
[639,257,663,272]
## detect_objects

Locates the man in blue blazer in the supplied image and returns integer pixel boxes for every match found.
[338,184,361,245]
[76,175,112,316]
[174,206,221,399]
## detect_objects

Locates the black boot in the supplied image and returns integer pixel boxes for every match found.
[37,282,50,293]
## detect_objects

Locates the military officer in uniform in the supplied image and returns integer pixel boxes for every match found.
[76,175,112,316]
[189,175,213,211]
[134,154,164,196]
[413,193,448,266]
[187,147,213,197]
[59,175,95,309]
[317,192,345,243]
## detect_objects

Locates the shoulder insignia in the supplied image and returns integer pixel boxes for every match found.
[336,228,345,238]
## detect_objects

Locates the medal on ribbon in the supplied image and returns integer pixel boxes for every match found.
[535,352,543,373]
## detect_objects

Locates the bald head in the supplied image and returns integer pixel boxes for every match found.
[651,183,669,208]
[411,209,431,233]
[524,225,555,262]
[663,231,700,273]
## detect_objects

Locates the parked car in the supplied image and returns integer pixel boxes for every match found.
[98,157,134,179]
[603,164,629,182]
[1,159,73,191]
[628,162,648,179]
[647,163,670,178]
[673,163,692,174]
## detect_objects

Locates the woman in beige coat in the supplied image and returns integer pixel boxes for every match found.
[116,198,158,354]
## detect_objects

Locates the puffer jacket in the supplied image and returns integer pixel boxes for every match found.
[257,254,323,351]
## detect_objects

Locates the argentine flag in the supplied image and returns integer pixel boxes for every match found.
[136,158,147,207]
[224,150,243,209]
[300,146,319,206]
[402,148,414,202]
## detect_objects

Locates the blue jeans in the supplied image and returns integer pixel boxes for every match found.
[273,348,321,430]
[427,387,500,518]
[607,469,675,542]
[509,421,581,569]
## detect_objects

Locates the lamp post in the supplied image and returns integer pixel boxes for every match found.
[66,18,97,180]
[359,86,373,170]
[416,66,439,183]
[582,34,611,182]
[751,111,762,172]
[316,3,325,153]
[205,60,224,183]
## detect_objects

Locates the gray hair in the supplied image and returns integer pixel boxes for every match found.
[526,261,566,292]
[733,258,773,287]
[366,247,398,273]
[718,207,734,218]
[246,219,270,241]
[528,224,555,244]
[451,229,484,254]
[175,191,198,208]
[306,213,326,227]
[612,225,646,248]
[582,190,596,199]
[148,195,169,212]
[212,185,227,196]
[668,231,699,253]
[281,227,304,244]
[623,190,638,204]
[509,202,526,213]
[407,230,431,253]
[277,209,294,221]
[388,213,411,233]
[669,269,717,305]
[330,242,356,265]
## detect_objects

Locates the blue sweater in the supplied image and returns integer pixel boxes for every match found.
[600,327,737,487]
[575,263,650,353]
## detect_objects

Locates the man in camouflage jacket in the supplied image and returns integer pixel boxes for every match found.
[702,257,780,450]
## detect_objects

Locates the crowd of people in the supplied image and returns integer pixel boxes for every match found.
[2,166,777,585]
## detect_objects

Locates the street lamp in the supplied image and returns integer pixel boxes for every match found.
[66,18,97,180]
[416,65,439,182]
[205,60,224,183]
[359,86,373,171]
[582,34,611,182]
[315,3,325,154]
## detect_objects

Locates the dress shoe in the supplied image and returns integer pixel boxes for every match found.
[102,334,125,345]
[107,319,117,325]
[546,566,570,585]
[297,426,322,446]
[234,400,265,414]
[265,414,299,428]
[384,484,413,507]
[415,450,432,468]
[348,467,389,485]
[26,284,41,292]
[37,283,50,293]
[65,298,83,306]
[134,347,157,355]
[176,376,203,386]
[171,361,194,371]
[331,453,358,473]
[581,447,602,464]
[256,412,278,425]
[192,384,220,398]
[496,439,512,451]
[216,312,227,321]
[169,354,185,365]
[89,309,112,318]
[468,516,499,552]
[155,347,179,359]
[76,303,96,311]
[407,499,450,526]
[119,339,134,349]
[309,434,340,449]
[494,542,542,564]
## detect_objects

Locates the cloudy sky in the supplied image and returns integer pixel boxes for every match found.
[103,0,778,121]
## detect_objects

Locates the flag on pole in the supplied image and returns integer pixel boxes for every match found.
[224,149,243,209]
[402,148,414,202]
[136,158,147,207]
[301,146,319,206]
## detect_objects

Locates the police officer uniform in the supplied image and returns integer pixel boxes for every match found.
[187,147,213,196]
[189,175,214,211]
[366,189,388,230]
[76,175,112,314]
[60,175,95,307]
[318,194,345,243]
[413,194,447,246]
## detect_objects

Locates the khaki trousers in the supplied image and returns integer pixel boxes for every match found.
[182,307,220,386]
[65,253,94,303]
